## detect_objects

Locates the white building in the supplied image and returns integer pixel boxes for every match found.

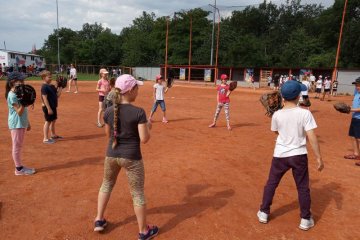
[0,49,46,69]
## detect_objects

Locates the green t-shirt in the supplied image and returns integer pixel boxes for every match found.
[7,91,28,129]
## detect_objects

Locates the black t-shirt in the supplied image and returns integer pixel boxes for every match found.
[41,84,58,109]
[104,104,147,160]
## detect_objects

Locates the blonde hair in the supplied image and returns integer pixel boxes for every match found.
[109,77,116,88]
[39,70,51,79]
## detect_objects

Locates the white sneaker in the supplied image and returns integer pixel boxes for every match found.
[299,217,314,231]
[15,166,36,176]
[257,210,269,224]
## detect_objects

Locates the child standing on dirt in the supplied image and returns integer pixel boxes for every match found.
[67,64,78,93]
[148,74,169,123]
[209,74,233,130]
[314,75,323,99]
[321,77,331,101]
[344,77,360,166]
[96,68,110,127]
[332,79,338,96]
[40,70,63,144]
[5,72,35,175]
[94,74,159,240]
[257,80,324,231]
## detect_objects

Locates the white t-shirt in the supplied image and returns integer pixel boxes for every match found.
[271,107,317,158]
[324,80,331,89]
[70,67,77,79]
[153,83,165,100]
[315,79,323,89]
[309,75,316,82]
[301,80,311,95]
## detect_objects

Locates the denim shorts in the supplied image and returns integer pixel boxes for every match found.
[349,118,360,138]
[151,100,166,112]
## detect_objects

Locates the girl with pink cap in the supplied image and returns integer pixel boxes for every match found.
[209,74,233,130]
[96,68,110,127]
[148,74,169,123]
[93,74,158,240]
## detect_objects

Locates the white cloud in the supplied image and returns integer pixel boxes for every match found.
[0,0,334,52]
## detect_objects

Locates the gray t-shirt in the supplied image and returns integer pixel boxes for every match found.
[104,104,147,160]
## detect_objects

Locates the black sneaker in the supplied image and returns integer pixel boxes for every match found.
[94,219,107,232]
[138,225,159,240]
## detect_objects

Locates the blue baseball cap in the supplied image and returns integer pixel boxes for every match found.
[281,80,307,100]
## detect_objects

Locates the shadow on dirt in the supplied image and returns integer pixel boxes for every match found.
[162,117,203,123]
[231,122,260,129]
[61,133,105,141]
[105,184,235,234]
[36,156,103,172]
[270,181,342,222]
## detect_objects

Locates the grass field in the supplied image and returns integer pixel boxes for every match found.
[23,73,101,81]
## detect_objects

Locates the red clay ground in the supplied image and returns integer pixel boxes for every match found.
[0,80,359,240]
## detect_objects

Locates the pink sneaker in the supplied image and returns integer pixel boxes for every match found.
[227,125,232,131]
[162,117,168,123]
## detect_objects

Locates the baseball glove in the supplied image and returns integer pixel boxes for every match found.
[167,77,174,88]
[229,81,237,91]
[333,102,351,114]
[14,84,36,107]
[259,91,283,117]
[56,75,68,88]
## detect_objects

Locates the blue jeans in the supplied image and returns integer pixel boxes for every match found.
[151,100,166,112]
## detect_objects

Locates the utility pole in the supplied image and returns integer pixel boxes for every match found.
[56,0,60,73]
[210,0,216,66]
[333,0,348,83]
[165,17,169,81]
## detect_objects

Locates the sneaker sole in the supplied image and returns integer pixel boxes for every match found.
[15,170,36,176]
[257,212,268,224]
[258,219,268,224]
[141,230,159,240]
[94,222,107,232]
[299,224,314,231]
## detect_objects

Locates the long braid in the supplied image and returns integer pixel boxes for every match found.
[112,88,121,149]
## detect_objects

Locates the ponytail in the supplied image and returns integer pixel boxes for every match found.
[112,88,122,149]
[5,80,15,100]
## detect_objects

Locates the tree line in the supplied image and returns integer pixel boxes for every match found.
[38,0,360,69]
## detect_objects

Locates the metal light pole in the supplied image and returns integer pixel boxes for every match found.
[332,0,348,83]
[210,4,220,83]
[188,15,192,82]
[210,0,216,66]
[56,0,60,73]
[165,17,169,81]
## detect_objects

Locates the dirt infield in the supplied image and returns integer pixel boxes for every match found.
[0,81,359,240]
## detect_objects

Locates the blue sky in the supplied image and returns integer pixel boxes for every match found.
[0,0,334,53]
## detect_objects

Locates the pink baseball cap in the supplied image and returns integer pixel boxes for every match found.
[115,74,143,94]
[220,74,228,80]
[156,74,162,80]
[99,68,109,74]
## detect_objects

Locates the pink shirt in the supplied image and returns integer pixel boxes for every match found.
[217,84,230,103]
[97,79,110,96]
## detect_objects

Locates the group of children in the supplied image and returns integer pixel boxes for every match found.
[5,70,65,175]
[5,68,360,239]
[314,75,335,101]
